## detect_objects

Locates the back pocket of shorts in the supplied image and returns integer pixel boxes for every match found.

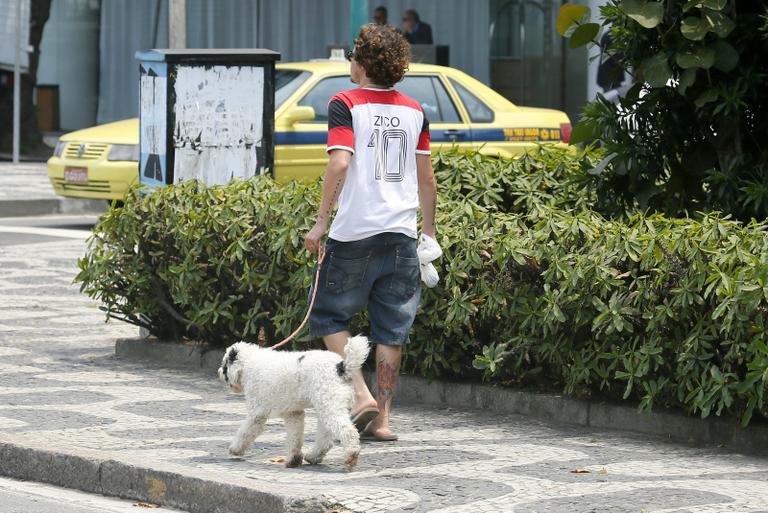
[390,256,420,298]
[326,254,369,294]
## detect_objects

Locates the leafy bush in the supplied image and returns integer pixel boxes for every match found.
[558,1,768,220]
[78,145,598,345]
[77,145,600,351]
[464,208,768,425]
[77,147,768,424]
[433,145,607,218]
[77,178,321,345]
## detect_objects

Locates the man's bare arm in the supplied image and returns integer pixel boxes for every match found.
[304,149,352,252]
[318,150,351,224]
[416,154,437,238]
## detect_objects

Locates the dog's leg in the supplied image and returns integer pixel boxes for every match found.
[304,420,334,465]
[320,408,361,471]
[339,417,361,471]
[283,410,305,468]
[228,413,268,456]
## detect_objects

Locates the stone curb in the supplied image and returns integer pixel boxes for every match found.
[116,337,224,371]
[393,374,768,453]
[0,437,331,513]
[116,337,768,454]
[0,198,106,217]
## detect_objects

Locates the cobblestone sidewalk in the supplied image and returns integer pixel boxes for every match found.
[1,237,768,513]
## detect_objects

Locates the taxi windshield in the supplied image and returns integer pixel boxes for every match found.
[276,70,311,108]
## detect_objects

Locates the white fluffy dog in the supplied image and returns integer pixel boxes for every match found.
[218,336,370,471]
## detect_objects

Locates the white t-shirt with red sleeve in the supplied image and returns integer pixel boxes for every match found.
[325,87,430,242]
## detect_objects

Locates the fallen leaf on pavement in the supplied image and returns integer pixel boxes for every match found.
[269,457,286,463]
[133,503,160,508]
[570,468,591,474]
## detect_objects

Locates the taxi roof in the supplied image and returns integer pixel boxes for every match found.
[275,59,519,112]
[276,60,454,75]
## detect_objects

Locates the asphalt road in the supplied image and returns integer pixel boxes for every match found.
[0,476,184,513]
[0,214,97,247]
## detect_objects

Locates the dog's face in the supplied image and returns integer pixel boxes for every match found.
[218,344,244,393]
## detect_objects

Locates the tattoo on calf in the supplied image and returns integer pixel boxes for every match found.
[376,357,399,403]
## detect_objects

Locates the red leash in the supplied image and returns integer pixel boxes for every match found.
[269,246,326,350]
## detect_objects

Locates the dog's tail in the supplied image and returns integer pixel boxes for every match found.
[341,335,370,377]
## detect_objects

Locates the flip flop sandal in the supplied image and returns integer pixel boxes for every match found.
[350,407,379,433]
[360,431,399,442]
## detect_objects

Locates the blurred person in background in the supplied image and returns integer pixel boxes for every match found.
[402,9,433,44]
[372,5,389,26]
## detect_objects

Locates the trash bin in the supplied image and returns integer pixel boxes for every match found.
[135,48,281,188]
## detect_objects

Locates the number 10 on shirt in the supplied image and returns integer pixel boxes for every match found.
[368,128,407,183]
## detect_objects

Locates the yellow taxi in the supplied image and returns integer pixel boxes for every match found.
[48,119,138,201]
[48,60,571,199]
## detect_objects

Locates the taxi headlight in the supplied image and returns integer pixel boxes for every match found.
[108,144,139,162]
[53,141,67,157]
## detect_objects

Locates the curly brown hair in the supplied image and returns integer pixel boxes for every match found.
[352,24,410,88]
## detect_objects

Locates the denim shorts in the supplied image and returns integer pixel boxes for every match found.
[309,232,421,345]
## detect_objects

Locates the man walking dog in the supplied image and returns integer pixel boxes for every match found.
[304,24,438,442]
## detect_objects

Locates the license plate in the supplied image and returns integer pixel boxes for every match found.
[64,167,88,184]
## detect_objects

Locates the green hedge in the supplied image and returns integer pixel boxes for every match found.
[459,209,768,426]
[77,178,321,344]
[77,146,768,424]
[432,145,603,218]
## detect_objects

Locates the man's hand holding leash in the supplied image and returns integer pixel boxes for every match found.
[304,220,327,254]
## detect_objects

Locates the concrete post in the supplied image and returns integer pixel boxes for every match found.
[12,0,22,163]
[169,0,187,49]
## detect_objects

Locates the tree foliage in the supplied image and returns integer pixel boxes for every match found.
[559,0,768,220]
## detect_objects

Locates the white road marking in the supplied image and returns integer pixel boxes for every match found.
[0,225,90,239]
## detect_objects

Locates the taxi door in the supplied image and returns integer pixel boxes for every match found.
[444,76,568,158]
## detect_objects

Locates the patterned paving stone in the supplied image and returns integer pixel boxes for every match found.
[1,237,768,512]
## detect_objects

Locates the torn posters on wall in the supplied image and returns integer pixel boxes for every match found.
[139,62,167,188]
[173,65,265,185]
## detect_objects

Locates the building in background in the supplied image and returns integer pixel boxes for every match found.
[37,0,100,132]
[34,0,607,132]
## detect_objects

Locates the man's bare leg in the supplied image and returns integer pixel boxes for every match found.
[365,343,401,437]
[323,331,378,414]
